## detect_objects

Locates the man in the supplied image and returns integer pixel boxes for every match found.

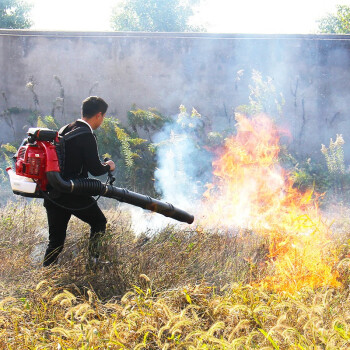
[43,96,115,267]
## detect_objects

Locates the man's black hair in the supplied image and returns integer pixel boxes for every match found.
[82,96,108,118]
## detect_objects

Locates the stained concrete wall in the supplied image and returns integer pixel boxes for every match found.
[1,30,350,159]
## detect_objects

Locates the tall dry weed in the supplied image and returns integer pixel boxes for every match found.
[1,280,350,349]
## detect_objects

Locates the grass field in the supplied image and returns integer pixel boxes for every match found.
[0,199,350,349]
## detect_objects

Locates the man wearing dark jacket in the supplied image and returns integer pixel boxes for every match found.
[43,96,115,266]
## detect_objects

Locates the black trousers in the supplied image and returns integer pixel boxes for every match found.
[43,193,107,266]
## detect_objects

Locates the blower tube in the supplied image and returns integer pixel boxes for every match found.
[46,172,194,224]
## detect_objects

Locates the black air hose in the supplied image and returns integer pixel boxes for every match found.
[46,171,194,224]
[46,172,105,195]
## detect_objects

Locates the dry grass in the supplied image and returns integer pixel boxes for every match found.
[0,200,350,349]
[0,199,265,299]
[1,280,350,349]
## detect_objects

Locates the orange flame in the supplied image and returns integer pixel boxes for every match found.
[201,114,340,293]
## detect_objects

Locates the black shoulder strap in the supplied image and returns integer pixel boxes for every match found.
[58,124,69,135]
[60,126,92,141]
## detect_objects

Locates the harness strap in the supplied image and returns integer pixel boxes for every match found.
[61,127,92,140]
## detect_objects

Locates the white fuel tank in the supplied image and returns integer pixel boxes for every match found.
[6,167,37,194]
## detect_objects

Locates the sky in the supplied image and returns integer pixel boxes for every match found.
[30,0,350,34]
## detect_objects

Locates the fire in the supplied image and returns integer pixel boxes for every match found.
[201,114,340,293]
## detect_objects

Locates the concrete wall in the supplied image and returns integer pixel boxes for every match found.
[1,30,350,159]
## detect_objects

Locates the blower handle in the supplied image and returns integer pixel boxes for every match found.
[104,157,115,186]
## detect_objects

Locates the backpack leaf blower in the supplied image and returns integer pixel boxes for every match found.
[7,128,194,224]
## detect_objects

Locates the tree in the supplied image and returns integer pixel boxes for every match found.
[317,5,350,34]
[0,0,32,29]
[111,0,204,32]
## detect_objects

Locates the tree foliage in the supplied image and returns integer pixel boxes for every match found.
[317,5,350,34]
[95,109,168,195]
[111,0,203,32]
[0,0,32,29]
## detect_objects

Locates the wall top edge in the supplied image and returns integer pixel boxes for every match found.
[0,29,350,40]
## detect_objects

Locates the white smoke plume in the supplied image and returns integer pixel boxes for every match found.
[154,106,212,209]
[129,106,213,234]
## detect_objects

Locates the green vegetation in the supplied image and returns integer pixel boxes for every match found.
[321,134,348,195]
[0,0,32,29]
[236,70,285,120]
[317,5,350,34]
[0,142,16,179]
[111,0,204,32]
[96,107,168,195]
[286,134,350,202]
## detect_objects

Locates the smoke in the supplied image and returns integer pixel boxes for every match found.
[129,106,213,234]
[154,106,212,208]
[128,204,173,235]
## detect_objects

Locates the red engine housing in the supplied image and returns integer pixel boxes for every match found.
[15,140,60,192]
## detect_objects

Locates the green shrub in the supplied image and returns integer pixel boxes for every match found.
[96,107,169,195]
[321,134,348,195]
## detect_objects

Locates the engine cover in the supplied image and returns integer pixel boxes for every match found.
[8,128,61,197]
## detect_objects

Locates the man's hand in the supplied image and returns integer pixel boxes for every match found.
[105,160,116,172]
